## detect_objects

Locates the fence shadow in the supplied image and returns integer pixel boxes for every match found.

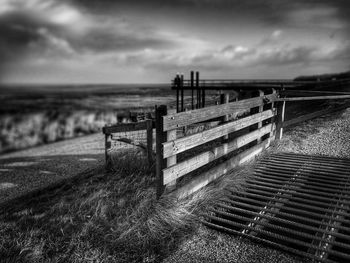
[0,153,105,214]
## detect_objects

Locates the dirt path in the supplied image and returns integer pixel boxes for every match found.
[0,133,104,205]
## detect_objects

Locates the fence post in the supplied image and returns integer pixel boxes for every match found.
[202,87,206,108]
[257,90,264,144]
[166,109,177,192]
[176,73,180,113]
[270,88,277,140]
[276,85,286,140]
[155,105,167,198]
[104,133,111,169]
[276,100,286,140]
[180,74,184,112]
[191,71,194,110]
[220,92,230,141]
[146,119,153,169]
[196,71,200,108]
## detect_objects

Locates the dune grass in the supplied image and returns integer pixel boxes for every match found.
[0,147,252,263]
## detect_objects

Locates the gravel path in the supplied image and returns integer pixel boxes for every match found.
[164,107,350,263]
[0,133,104,205]
[276,108,350,158]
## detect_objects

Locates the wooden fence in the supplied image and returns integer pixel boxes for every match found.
[102,120,154,168]
[155,90,281,198]
[101,75,349,199]
[278,94,350,131]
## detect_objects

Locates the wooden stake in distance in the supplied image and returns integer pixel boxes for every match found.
[191,71,194,110]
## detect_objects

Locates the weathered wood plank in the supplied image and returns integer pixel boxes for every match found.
[156,105,167,198]
[166,108,177,188]
[169,137,274,199]
[276,95,350,102]
[163,109,275,158]
[163,93,278,131]
[220,92,230,142]
[163,124,275,184]
[283,103,350,128]
[103,121,148,134]
[166,128,177,187]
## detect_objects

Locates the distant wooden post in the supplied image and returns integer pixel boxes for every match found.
[146,119,153,169]
[196,71,200,108]
[191,71,194,110]
[155,105,167,198]
[202,87,206,108]
[180,74,184,112]
[175,74,180,113]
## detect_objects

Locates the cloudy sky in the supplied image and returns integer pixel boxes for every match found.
[0,0,349,84]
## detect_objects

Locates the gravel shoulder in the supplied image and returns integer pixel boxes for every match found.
[164,107,350,263]
[0,133,105,205]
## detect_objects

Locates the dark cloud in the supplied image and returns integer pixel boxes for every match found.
[0,3,176,75]
[67,27,176,54]
[0,12,45,71]
[0,10,67,76]
[70,0,350,25]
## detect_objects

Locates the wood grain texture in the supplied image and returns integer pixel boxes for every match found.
[163,124,275,184]
[163,109,275,158]
[169,137,274,199]
[166,128,177,187]
[163,93,278,131]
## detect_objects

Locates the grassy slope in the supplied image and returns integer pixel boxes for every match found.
[0,150,229,263]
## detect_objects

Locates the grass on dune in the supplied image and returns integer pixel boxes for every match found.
[0,147,252,263]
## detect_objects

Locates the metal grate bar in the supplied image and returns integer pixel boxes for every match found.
[228,191,350,219]
[220,198,350,232]
[204,153,350,262]
[253,172,347,190]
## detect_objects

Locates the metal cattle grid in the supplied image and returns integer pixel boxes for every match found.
[203,152,350,263]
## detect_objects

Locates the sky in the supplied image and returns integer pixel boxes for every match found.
[0,0,349,84]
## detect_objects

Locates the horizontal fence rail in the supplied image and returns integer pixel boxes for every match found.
[163,110,275,158]
[277,94,350,102]
[163,93,278,131]
[172,78,350,90]
[163,124,276,185]
[283,103,350,128]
